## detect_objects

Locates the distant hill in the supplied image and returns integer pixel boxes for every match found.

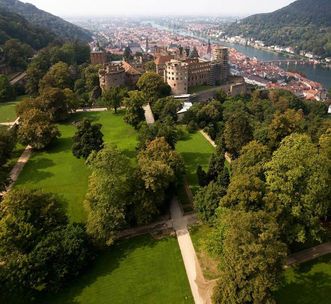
[0,9,55,49]
[226,0,331,58]
[0,0,92,42]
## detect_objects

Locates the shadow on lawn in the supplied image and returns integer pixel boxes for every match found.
[47,137,73,153]
[16,158,55,184]
[275,255,331,304]
[38,235,163,304]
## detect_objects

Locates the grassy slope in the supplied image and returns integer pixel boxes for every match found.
[42,235,193,304]
[15,111,138,223]
[176,130,215,192]
[275,254,331,304]
[190,224,220,280]
[0,95,27,123]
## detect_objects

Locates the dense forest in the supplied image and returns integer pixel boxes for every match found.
[0,10,55,50]
[226,0,331,58]
[0,0,92,42]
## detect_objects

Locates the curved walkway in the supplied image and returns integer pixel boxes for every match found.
[286,242,331,266]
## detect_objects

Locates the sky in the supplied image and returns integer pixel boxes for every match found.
[23,0,296,17]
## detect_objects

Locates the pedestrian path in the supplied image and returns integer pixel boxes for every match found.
[286,242,331,266]
[0,145,32,197]
[170,198,214,304]
[143,104,155,124]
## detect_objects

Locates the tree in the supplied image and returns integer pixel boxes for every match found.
[37,87,74,122]
[72,119,104,159]
[39,61,73,91]
[137,72,170,101]
[0,127,16,167]
[144,60,156,72]
[26,223,92,292]
[215,89,228,103]
[265,133,330,244]
[232,140,271,177]
[151,96,182,122]
[3,39,33,70]
[123,47,133,61]
[133,137,185,224]
[84,147,134,246]
[102,87,128,113]
[137,119,178,149]
[0,189,67,258]
[194,182,226,223]
[137,137,184,191]
[25,49,51,96]
[223,111,253,157]
[18,109,60,150]
[0,75,15,103]
[211,209,286,304]
[0,189,92,294]
[267,109,304,148]
[123,90,146,129]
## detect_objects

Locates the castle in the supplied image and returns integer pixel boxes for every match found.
[159,46,230,95]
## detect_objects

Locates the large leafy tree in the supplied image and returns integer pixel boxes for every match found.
[194,182,226,224]
[0,189,92,295]
[39,61,73,91]
[72,119,104,159]
[137,72,170,101]
[265,133,330,244]
[18,108,60,150]
[84,147,134,246]
[37,87,74,122]
[267,109,304,148]
[3,39,33,70]
[102,87,128,113]
[133,137,185,224]
[123,90,146,129]
[137,119,178,149]
[0,74,15,103]
[223,110,253,157]
[211,209,286,304]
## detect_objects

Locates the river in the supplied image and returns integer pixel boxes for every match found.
[149,22,331,89]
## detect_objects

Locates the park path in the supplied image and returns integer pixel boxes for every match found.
[199,130,232,164]
[0,145,32,197]
[143,104,155,124]
[170,198,214,304]
[286,242,331,266]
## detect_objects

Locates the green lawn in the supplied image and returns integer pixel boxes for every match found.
[41,235,193,304]
[188,85,213,94]
[190,224,220,280]
[176,130,215,193]
[275,254,331,304]
[15,111,138,223]
[0,95,27,123]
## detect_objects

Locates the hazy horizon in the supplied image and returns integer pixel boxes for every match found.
[23,0,297,17]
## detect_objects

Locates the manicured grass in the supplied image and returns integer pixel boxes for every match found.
[15,111,138,223]
[41,235,193,304]
[275,254,331,304]
[188,85,213,94]
[176,130,215,193]
[0,95,27,123]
